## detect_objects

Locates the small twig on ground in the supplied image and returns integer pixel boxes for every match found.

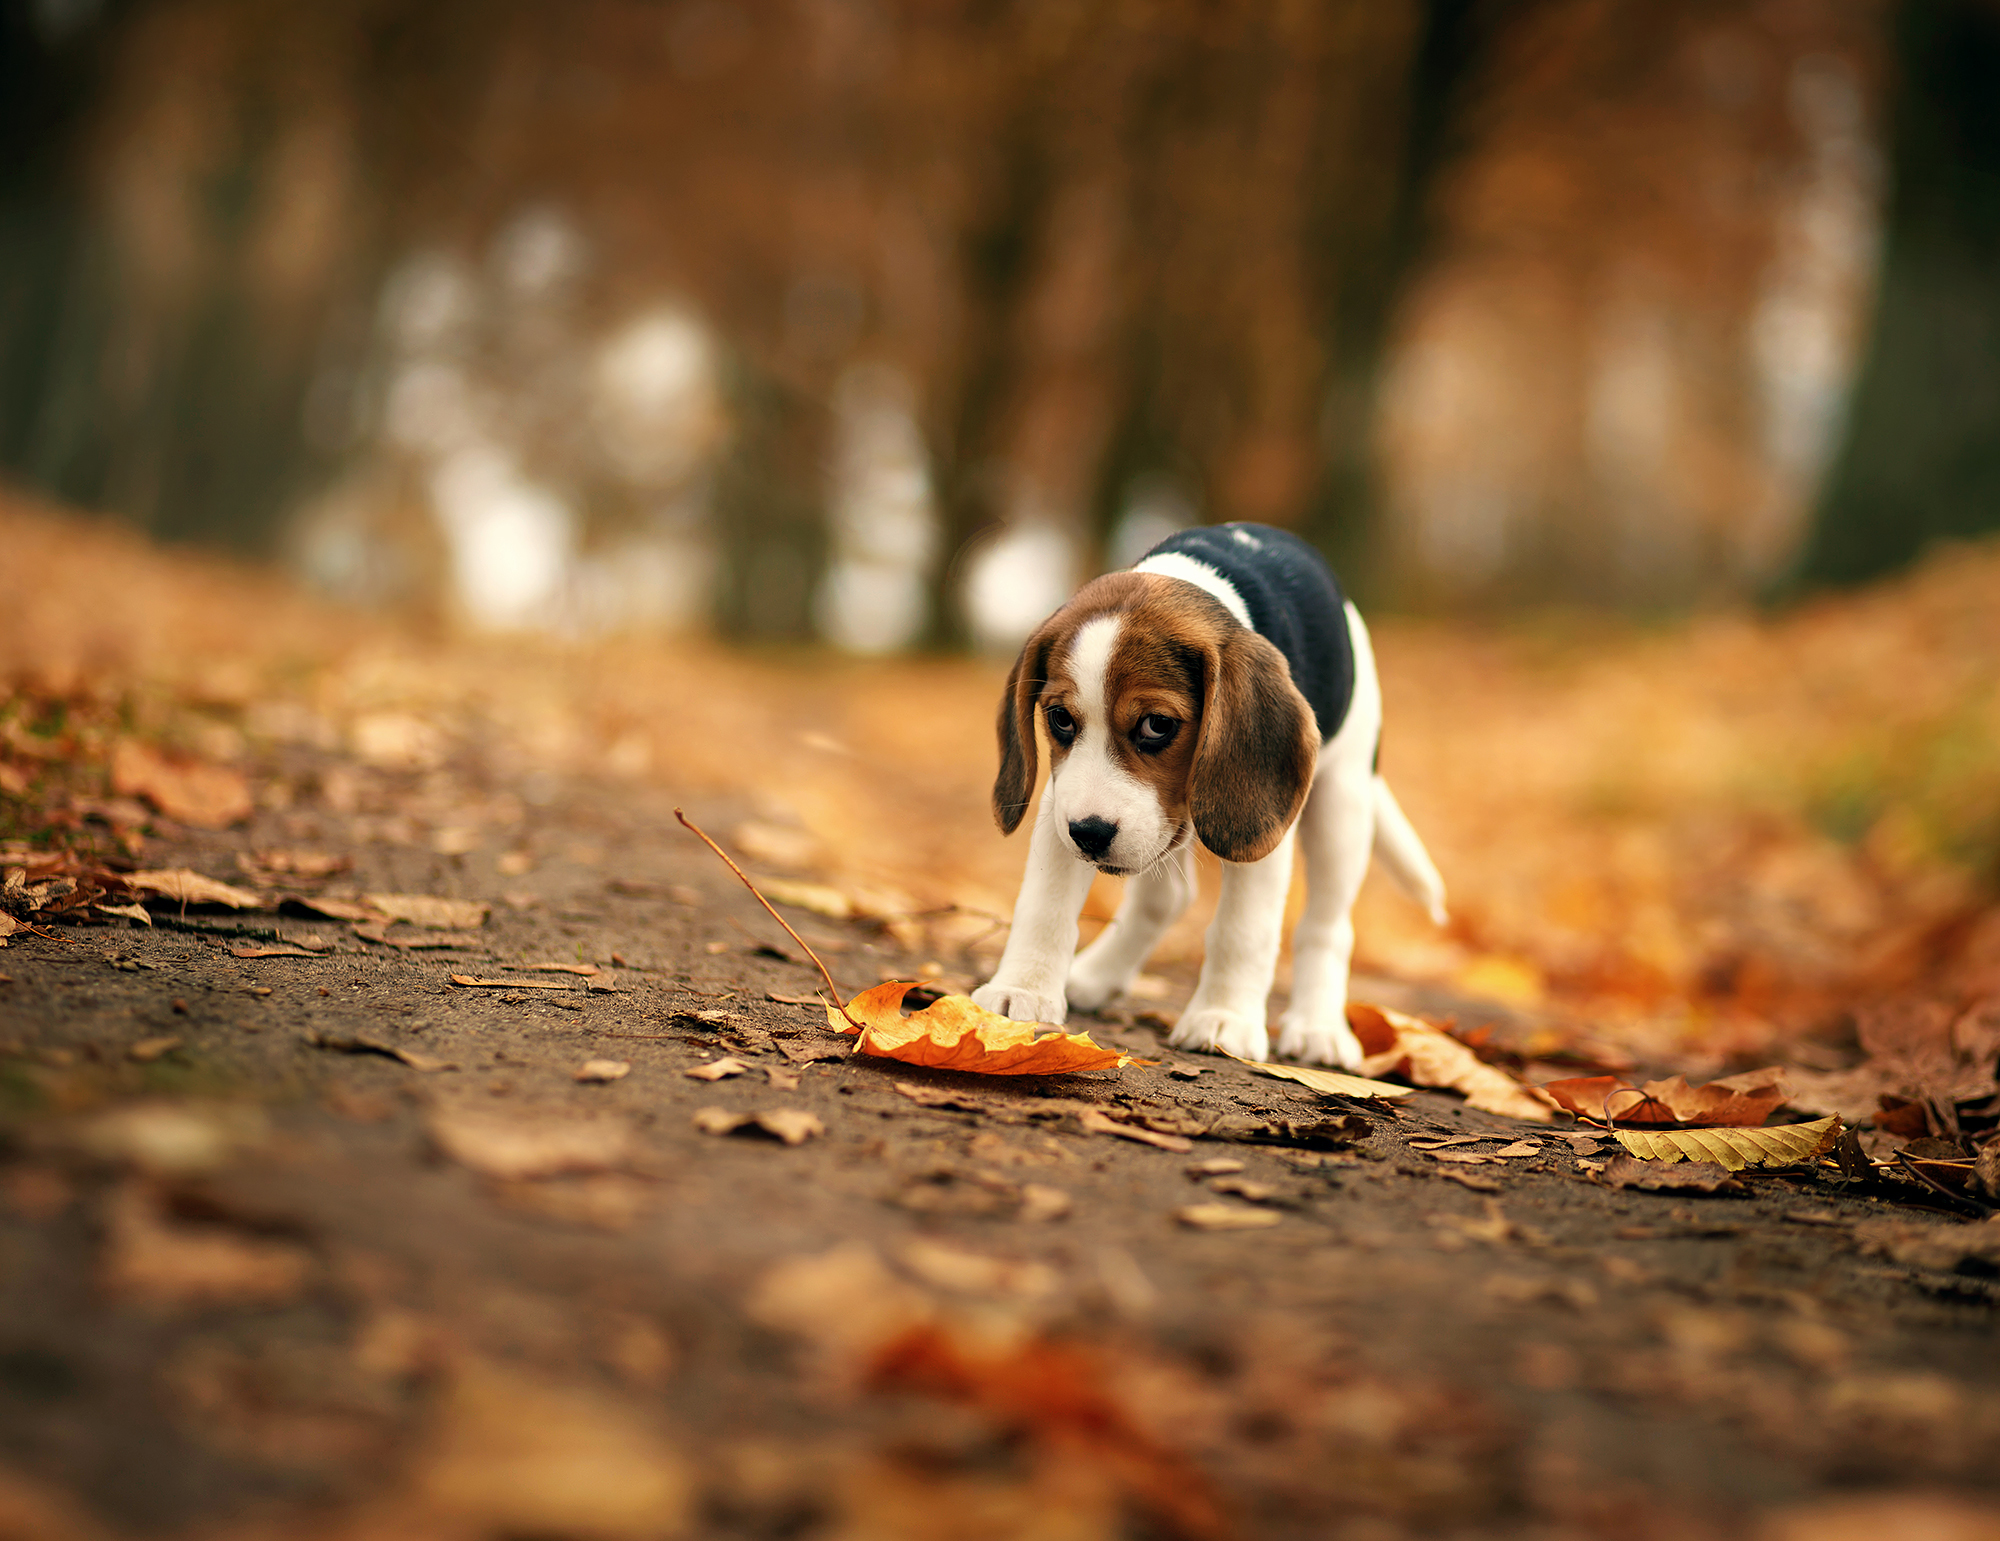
[674,809,860,1030]
[1893,1149,1994,1219]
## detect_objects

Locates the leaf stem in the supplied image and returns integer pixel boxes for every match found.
[674,809,861,1030]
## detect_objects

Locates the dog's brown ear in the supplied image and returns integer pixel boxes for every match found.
[992,624,1056,834]
[1189,630,1318,863]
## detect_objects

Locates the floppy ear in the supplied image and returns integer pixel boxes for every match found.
[992,624,1057,834]
[1189,629,1318,863]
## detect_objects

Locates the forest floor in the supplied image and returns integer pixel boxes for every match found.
[1,494,1998,1541]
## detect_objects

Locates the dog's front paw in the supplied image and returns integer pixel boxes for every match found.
[1167,1007,1269,1060]
[1274,1014,1367,1070]
[971,982,1069,1027]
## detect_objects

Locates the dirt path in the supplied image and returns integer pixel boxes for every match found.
[3,740,1998,1541]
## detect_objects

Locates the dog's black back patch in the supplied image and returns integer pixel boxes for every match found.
[1138,523,1356,743]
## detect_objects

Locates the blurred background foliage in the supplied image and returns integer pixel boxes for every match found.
[1,0,1996,648]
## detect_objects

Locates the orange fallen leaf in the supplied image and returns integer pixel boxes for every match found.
[1539,1067,1790,1128]
[1348,1003,1558,1123]
[111,740,251,829]
[829,981,1135,1076]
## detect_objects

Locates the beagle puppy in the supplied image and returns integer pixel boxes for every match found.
[971,522,1447,1069]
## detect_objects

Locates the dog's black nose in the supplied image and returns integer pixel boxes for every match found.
[1068,816,1118,860]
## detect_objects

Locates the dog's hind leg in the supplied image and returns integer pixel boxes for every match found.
[1168,826,1296,1060]
[1066,838,1195,1012]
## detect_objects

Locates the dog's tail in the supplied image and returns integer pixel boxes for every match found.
[1372,778,1448,928]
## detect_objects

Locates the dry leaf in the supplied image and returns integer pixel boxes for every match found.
[1349,1003,1557,1123]
[100,1184,309,1306]
[1408,1134,1493,1149]
[1077,1109,1193,1153]
[129,869,262,909]
[1428,1150,1492,1165]
[692,1107,825,1145]
[764,1064,800,1090]
[1208,1175,1277,1201]
[111,740,251,829]
[126,1036,183,1063]
[242,848,350,879]
[779,1037,856,1065]
[516,962,599,976]
[452,975,572,991]
[306,1031,457,1073]
[1175,1203,1281,1231]
[1019,1184,1072,1222]
[1188,1157,1246,1175]
[367,894,490,930]
[429,1110,633,1178]
[1540,1066,1790,1127]
[575,1059,631,1083]
[896,1239,1060,1299]
[1238,1057,1416,1101]
[758,878,854,919]
[1611,1114,1839,1172]
[95,901,152,925]
[370,929,484,950]
[832,980,1133,1076]
[413,1359,691,1539]
[286,895,376,922]
[1491,1141,1543,1158]
[1438,1169,1503,1192]
[229,942,316,959]
[1601,1155,1745,1192]
[684,1057,747,1081]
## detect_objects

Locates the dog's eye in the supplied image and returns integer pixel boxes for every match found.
[1045,705,1077,741]
[1133,714,1179,751]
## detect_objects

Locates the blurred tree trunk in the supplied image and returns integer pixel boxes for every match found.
[1799,0,2000,586]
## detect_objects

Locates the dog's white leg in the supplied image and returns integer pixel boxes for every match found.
[1167,826,1296,1060]
[972,796,1097,1026]
[1065,838,1195,1012]
[1276,601,1384,1068]
[1274,766,1375,1067]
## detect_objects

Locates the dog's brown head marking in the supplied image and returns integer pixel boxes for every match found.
[992,572,1316,864]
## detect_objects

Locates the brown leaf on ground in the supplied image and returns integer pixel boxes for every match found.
[111,740,251,829]
[284,894,376,922]
[1540,1066,1789,1127]
[99,1184,310,1307]
[69,1103,269,1177]
[239,848,351,880]
[125,1036,182,1063]
[1349,1003,1557,1122]
[229,942,316,959]
[367,893,490,929]
[369,928,485,950]
[1438,1169,1503,1192]
[412,1359,692,1539]
[93,901,151,925]
[1174,1203,1281,1231]
[129,869,262,909]
[1612,1114,1839,1171]
[575,1059,631,1083]
[684,1057,748,1081]
[517,962,600,976]
[831,981,1134,1076]
[428,1109,634,1179]
[692,1107,825,1145]
[1077,1109,1193,1153]
[451,974,570,990]
[305,1031,456,1072]
[1601,1155,1746,1192]
[1237,1056,1416,1101]
[895,1238,1061,1299]
[864,1324,1228,1541]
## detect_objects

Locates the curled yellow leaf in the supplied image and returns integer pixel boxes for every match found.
[1611,1115,1838,1172]
[829,982,1135,1076]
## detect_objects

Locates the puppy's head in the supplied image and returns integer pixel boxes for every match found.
[993,573,1316,868]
